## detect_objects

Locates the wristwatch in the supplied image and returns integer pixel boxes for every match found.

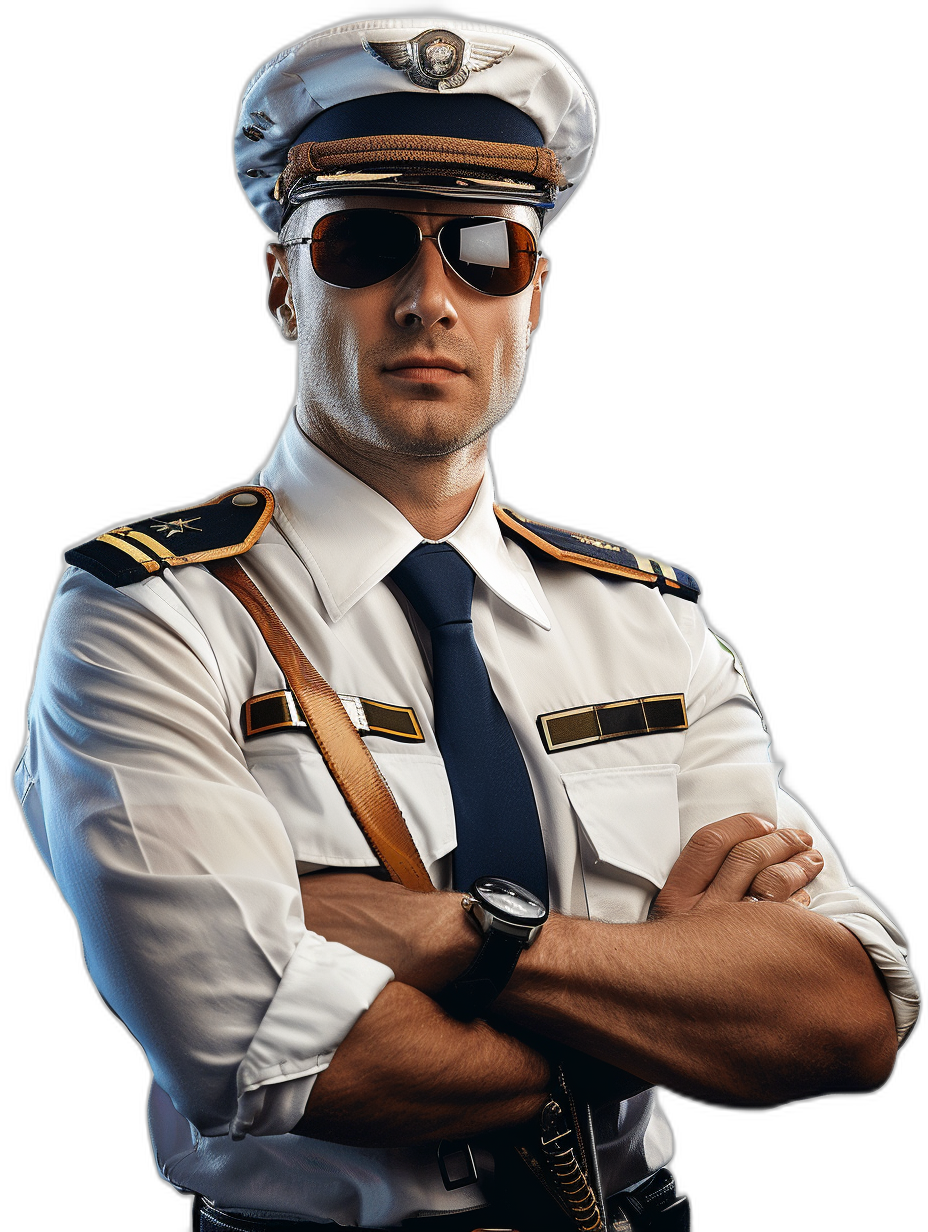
[441,877,548,1020]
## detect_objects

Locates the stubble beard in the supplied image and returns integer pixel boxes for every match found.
[300,335,526,461]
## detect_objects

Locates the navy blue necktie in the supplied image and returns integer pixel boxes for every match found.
[390,542,548,903]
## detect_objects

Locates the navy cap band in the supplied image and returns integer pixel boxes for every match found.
[295,92,545,149]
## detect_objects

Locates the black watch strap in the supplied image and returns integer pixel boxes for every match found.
[441,928,525,1020]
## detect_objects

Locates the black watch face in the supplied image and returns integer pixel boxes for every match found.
[472,877,548,924]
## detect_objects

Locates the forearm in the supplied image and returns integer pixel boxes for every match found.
[293,980,551,1146]
[495,902,897,1105]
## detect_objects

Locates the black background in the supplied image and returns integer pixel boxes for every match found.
[10,4,916,1227]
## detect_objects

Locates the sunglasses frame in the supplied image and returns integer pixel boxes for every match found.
[285,208,541,298]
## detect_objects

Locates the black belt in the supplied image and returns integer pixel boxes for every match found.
[193,1169,689,1231]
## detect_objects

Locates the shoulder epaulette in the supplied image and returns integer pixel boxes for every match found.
[495,505,700,603]
[65,486,275,588]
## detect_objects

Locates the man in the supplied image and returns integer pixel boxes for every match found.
[12,12,911,1232]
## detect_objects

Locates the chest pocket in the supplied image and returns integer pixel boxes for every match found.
[562,764,681,923]
[245,741,456,877]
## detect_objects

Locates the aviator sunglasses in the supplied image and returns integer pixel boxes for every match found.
[287,208,540,297]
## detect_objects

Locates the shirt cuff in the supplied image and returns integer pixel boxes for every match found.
[828,910,919,1045]
[810,883,919,1045]
[231,931,394,1139]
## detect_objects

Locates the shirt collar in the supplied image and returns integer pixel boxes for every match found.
[259,411,550,629]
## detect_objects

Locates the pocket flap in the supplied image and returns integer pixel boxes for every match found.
[372,752,457,868]
[562,764,681,888]
[247,744,455,871]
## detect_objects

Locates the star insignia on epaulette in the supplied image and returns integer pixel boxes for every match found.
[364,28,513,92]
[574,533,625,553]
[65,487,275,590]
[149,516,203,537]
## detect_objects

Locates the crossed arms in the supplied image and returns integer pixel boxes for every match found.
[295,813,898,1147]
[25,570,911,1145]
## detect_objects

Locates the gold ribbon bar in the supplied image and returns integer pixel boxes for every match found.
[538,694,687,753]
[242,689,424,743]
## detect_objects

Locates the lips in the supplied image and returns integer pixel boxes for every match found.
[383,355,467,380]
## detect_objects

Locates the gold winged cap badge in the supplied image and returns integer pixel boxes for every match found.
[364,29,513,92]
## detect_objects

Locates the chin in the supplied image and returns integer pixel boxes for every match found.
[366,402,500,458]
[380,427,485,459]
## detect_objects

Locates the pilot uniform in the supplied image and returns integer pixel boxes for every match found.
[17,414,918,1225]
[15,15,918,1232]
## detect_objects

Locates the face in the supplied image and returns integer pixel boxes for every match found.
[267,195,548,462]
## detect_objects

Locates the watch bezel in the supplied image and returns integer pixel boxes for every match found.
[464,876,548,943]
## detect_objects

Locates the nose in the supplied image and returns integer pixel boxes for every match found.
[392,236,459,331]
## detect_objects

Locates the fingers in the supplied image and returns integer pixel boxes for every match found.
[654,814,775,915]
[702,828,822,904]
[746,847,824,902]
[652,815,826,919]
[669,812,775,887]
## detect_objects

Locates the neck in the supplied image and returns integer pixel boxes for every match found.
[296,411,488,541]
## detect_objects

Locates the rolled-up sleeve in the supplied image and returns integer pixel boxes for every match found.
[670,597,918,1044]
[16,567,393,1137]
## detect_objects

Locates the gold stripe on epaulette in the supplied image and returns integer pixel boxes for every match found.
[125,530,174,559]
[658,562,678,583]
[97,532,161,573]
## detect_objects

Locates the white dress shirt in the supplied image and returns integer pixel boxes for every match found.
[16,410,918,1227]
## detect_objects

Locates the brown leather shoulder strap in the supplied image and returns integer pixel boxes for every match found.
[207,557,434,893]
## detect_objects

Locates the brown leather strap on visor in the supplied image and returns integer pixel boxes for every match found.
[208,557,434,893]
[283,133,566,193]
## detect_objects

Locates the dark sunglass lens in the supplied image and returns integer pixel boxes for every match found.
[310,211,420,288]
[439,218,537,296]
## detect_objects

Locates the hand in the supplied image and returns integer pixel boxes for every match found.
[651,813,824,919]
[299,871,480,993]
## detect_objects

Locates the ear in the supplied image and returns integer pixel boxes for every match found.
[527,256,549,338]
[266,243,298,340]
